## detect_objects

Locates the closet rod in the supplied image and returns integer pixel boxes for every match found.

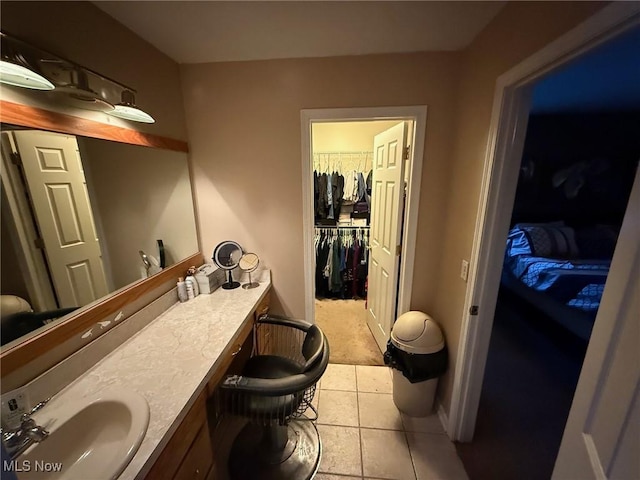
[312,150,373,155]
[314,225,370,229]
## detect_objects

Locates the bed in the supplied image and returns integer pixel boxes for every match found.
[501,223,617,341]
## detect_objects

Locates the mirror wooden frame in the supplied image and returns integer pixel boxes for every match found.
[0,100,201,378]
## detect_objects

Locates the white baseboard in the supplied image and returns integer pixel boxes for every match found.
[436,400,452,439]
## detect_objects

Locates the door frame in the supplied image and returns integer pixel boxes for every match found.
[300,106,427,330]
[448,3,640,442]
[0,132,58,312]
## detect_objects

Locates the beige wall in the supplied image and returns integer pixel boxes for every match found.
[181,52,461,315]
[432,1,608,414]
[312,120,400,173]
[182,1,608,417]
[312,121,401,152]
[1,213,31,303]
[80,138,198,289]
[1,1,187,140]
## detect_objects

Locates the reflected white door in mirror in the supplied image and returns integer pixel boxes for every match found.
[0,127,198,351]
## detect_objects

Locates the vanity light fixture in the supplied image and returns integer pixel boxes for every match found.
[1,31,156,123]
[107,90,155,124]
[0,33,55,90]
[53,67,115,112]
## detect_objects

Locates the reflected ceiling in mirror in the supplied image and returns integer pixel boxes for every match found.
[1,126,198,349]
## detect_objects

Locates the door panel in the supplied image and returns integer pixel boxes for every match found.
[67,261,99,306]
[553,168,640,480]
[46,183,85,245]
[366,122,407,352]
[13,131,109,308]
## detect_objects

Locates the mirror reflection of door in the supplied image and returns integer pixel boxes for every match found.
[8,131,109,308]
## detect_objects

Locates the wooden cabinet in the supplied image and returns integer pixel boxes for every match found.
[145,289,271,480]
[173,424,213,480]
[145,391,210,480]
[254,292,271,320]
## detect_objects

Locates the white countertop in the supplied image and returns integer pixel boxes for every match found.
[41,270,271,480]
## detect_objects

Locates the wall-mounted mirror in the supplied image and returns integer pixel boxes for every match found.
[1,125,198,349]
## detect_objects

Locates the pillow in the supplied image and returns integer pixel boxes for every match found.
[507,224,579,258]
[506,221,565,257]
[522,225,580,258]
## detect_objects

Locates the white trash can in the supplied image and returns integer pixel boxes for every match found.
[386,311,447,417]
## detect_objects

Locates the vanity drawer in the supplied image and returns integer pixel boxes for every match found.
[205,318,254,397]
[204,289,270,396]
[173,423,213,480]
[254,290,271,319]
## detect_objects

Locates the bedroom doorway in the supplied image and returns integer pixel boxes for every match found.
[457,72,639,479]
[449,7,638,478]
[301,107,427,366]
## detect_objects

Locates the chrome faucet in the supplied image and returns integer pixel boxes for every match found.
[1,398,50,459]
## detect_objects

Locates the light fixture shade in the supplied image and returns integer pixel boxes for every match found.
[107,90,155,123]
[108,105,155,123]
[0,59,55,90]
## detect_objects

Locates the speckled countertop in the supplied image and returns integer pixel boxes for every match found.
[41,270,271,480]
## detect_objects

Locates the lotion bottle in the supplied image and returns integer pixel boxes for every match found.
[186,279,195,300]
[177,277,188,302]
[185,267,200,297]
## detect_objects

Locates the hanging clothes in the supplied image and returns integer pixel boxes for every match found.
[312,151,370,226]
[314,227,369,299]
[343,170,357,203]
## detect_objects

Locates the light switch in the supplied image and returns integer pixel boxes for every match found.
[460,259,469,282]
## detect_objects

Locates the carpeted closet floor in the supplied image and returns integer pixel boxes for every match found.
[315,298,384,366]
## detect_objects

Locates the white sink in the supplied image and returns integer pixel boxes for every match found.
[18,389,149,480]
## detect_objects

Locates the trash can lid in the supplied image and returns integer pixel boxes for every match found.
[390,311,445,354]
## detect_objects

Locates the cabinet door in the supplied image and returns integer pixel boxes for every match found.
[174,423,213,480]
[145,392,209,480]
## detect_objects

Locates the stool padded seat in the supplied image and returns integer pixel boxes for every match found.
[243,355,303,379]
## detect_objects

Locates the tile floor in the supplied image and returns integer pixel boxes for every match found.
[313,364,469,480]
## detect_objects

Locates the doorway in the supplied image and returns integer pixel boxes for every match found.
[449,4,640,479]
[301,106,427,365]
[456,37,639,475]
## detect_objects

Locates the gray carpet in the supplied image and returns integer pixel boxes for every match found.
[456,288,586,480]
[314,298,384,366]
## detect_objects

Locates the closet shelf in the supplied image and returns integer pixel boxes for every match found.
[313,151,373,172]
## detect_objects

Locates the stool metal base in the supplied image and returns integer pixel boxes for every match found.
[228,419,320,480]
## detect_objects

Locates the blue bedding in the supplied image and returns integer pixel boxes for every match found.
[505,225,611,313]
[567,284,606,312]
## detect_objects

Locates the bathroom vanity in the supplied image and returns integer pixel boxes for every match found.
[0,96,270,480]
[16,270,271,480]
[145,280,271,480]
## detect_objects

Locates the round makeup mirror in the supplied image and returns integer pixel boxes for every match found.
[212,241,243,290]
[239,252,260,289]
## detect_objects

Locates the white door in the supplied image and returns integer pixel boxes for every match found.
[12,131,109,308]
[553,168,640,480]
[366,122,408,352]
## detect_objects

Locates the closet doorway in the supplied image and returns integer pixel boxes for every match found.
[301,106,427,366]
